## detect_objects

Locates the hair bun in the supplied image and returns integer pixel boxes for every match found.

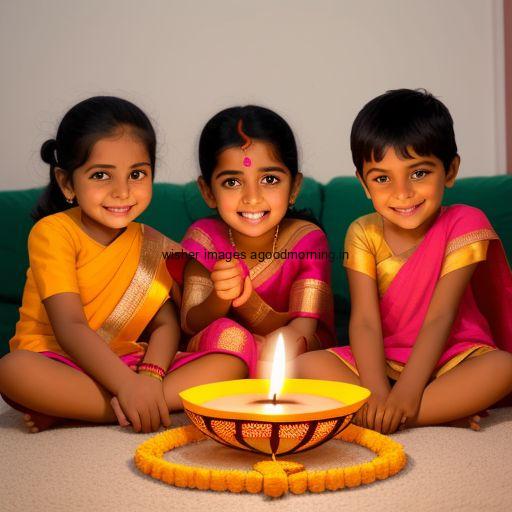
[40,139,58,166]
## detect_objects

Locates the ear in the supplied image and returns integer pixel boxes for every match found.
[197,176,217,208]
[445,155,460,189]
[54,168,75,202]
[355,170,372,199]
[289,172,303,205]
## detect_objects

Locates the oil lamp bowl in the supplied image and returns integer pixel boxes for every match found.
[179,379,370,456]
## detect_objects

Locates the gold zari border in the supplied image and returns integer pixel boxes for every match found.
[445,229,497,256]
[97,227,165,343]
[289,278,332,315]
[185,227,216,254]
[181,275,214,335]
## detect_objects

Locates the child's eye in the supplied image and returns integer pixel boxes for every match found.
[130,170,147,180]
[261,175,280,185]
[374,175,390,184]
[222,178,240,188]
[411,169,430,180]
[90,171,109,180]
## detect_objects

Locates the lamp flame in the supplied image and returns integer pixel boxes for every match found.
[268,334,286,401]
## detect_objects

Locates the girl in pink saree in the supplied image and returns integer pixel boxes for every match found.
[296,89,512,433]
[179,106,335,377]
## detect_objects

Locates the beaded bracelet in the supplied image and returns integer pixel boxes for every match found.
[138,363,166,381]
[138,370,163,383]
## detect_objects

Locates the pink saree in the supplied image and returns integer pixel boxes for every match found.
[332,204,512,372]
[179,218,336,376]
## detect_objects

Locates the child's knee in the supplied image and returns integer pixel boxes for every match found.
[492,351,512,381]
[0,350,34,389]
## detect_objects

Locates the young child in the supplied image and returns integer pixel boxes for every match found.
[180,105,336,377]
[0,96,246,433]
[295,89,512,433]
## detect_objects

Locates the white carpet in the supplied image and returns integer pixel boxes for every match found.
[1,398,511,512]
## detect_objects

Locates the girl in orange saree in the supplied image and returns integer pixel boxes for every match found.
[0,97,246,433]
[180,106,336,378]
[296,90,512,433]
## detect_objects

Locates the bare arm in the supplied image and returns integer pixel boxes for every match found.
[43,292,137,395]
[141,300,181,369]
[347,269,389,392]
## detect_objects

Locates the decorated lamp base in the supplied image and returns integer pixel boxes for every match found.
[180,379,371,455]
[134,424,407,499]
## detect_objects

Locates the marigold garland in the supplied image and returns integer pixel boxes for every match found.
[134,423,406,499]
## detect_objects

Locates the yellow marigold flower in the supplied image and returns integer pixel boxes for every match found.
[308,470,326,493]
[174,465,191,488]
[245,471,263,494]
[161,464,175,485]
[288,471,308,494]
[373,457,390,480]
[226,470,245,493]
[344,466,362,488]
[135,423,407,498]
[264,473,288,498]
[325,468,345,491]
[194,468,210,490]
[210,469,227,492]
[360,462,376,484]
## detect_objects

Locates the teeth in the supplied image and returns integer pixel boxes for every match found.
[393,205,419,213]
[106,207,131,213]
[240,212,265,220]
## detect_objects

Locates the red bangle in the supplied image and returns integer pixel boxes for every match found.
[138,363,166,378]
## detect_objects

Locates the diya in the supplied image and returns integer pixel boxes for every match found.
[180,336,371,456]
[135,337,407,498]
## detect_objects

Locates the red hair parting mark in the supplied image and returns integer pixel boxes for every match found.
[237,119,252,151]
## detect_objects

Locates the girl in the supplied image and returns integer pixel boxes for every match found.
[295,89,512,434]
[0,96,246,433]
[180,105,336,378]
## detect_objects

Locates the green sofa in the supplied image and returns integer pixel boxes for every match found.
[1,176,511,357]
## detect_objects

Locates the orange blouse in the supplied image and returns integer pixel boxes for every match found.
[10,207,178,358]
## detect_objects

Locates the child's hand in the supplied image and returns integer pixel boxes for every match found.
[110,396,130,427]
[115,373,171,433]
[381,380,422,434]
[210,259,245,302]
[357,385,390,432]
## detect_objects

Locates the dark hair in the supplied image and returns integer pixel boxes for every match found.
[351,89,458,174]
[32,96,156,221]
[198,105,321,226]
[199,105,298,183]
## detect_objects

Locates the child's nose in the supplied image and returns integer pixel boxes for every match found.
[393,180,414,200]
[111,181,130,199]
[242,183,262,205]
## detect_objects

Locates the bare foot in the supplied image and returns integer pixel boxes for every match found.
[23,411,63,433]
[2,395,64,433]
[446,412,488,431]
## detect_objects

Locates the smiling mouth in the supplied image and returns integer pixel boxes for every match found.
[390,201,425,216]
[237,211,269,223]
[103,205,134,214]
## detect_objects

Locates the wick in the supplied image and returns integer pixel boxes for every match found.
[272,393,277,405]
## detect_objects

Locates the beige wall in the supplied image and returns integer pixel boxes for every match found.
[0,0,506,191]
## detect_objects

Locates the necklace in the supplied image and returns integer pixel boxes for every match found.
[228,224,280,257]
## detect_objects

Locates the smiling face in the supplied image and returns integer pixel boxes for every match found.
[358,146,459,237]
[198,140,302,248]
[56,128,153,245]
